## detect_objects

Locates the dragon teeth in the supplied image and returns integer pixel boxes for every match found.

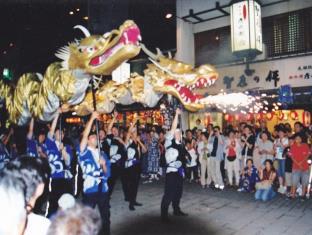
[125,33,129,44]
[138,35,142,41]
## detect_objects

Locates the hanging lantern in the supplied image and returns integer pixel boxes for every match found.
[231,0,263,57]
[246,113,253,121]
[235,114,240,121]
[278,111,285,121]
[224,114,230,121]
[266,111,275,121]
[255,112,263,121]
[290,111,298,120]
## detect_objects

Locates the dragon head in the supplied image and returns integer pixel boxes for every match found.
[56,20,141,75]
[141,45,218,112]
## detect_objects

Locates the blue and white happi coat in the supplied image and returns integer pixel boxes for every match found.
[45,134,73,179]
[78,146,111,194]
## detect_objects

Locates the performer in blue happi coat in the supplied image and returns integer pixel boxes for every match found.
[78,111,111,235]
[161,108,191,222]
[0,131,10,170]
[45,108,73,217]
[104,110,127,197]
[26,118,47,158]
[124,116,147,211]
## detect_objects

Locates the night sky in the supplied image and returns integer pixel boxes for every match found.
[0,0,176,77]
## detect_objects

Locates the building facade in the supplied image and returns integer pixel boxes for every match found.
[176,0,312,130]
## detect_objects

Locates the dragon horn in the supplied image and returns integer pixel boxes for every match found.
[156,48,164,57]
[140,43,158,60]
[74,25,91,37]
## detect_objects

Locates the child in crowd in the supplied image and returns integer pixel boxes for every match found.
[185,140,199,183]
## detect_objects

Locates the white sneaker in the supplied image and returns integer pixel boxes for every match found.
[219,185,225,190]
[215,184,219,189]
[237,188,244,192]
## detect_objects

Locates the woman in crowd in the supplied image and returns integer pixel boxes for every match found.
[224,130,241,187]
[255,131,274,168]
[158,130,167,177]
[197,131,211,188]
[147,129,160,182]
[274,127,289,194]
[185,139,199,183]
[238,159,259,193]
[255,159,277,202]
[241,125,256,165]
[208,126,225,190]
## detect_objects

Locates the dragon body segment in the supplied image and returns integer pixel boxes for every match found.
[0,20,219,125]
[0,20,141,125]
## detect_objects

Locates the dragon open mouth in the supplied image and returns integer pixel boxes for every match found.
[164,75,217,104]
[89,26,141,67]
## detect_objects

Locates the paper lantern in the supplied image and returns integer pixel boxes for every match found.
[290,111,298,120]
[255,113,263,121]
[246,113,253,121]
[231,0,262,57]
[277,112,285,121]
[266,112,274,121]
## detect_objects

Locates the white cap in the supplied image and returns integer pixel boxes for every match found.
[58,193,75,210]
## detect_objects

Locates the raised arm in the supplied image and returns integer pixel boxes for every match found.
[27,118,34,139]
[137,135,147,154]
[107,110,118,135]
[170,108,181,135]
[125,116,138,145]
[80,112,99,152]
[3,128,13,146]
[49,109,61,138]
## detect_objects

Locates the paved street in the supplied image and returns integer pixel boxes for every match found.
[110,180,312,235]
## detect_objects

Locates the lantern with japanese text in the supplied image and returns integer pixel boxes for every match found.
[231,0,262,58]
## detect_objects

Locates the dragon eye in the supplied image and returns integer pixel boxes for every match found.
[78,47,84,53]
[86,47,94,53]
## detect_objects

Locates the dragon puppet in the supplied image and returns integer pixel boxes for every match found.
[0,20,220,125]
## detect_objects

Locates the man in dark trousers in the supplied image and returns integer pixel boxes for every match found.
[78,111,111,235]
[161,108,190,222]
[104,110,127,197]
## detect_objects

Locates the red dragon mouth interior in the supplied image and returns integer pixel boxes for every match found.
[164,76,217,103]
[89,26,141,67]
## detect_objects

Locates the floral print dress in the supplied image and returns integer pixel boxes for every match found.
[147,136,160,174]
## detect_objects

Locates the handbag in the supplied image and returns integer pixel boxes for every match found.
[255,181,272,190]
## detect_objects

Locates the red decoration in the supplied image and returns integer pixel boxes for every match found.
[243,4,247,19]
[256,113,263,121]
[290,111,298,120]
[246,113,253,121]
[224,114,230,121]
[278,112,285,121]
[266,112,275,121]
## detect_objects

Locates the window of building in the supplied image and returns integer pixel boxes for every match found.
[195,7,312,66]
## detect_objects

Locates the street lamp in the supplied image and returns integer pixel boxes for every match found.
[230,0,263,58]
